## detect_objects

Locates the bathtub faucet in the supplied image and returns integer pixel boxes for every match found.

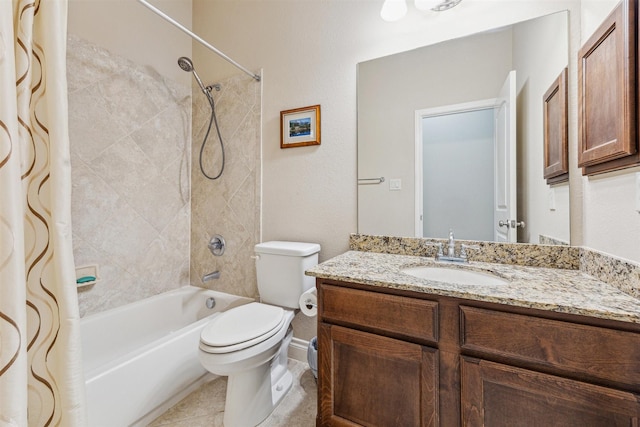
[202,271,221,282]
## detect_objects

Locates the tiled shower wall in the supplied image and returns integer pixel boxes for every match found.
[190,73,261,300]
[68,35,192,317]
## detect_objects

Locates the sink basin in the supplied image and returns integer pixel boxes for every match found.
[401,266,508,286]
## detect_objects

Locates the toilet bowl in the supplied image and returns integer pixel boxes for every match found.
[198,241,320,427]
[199,303,295,426]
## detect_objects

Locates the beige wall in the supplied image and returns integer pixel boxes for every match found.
[68,0,194,316]
[579,1,640,263]
[190,74,262,300]
[68,35,192,317]
[67,0,265,321]
[193,0,584,264]
[68,0,640,322]
[195,0,640,264]
[193,0,584,342]
[513,11,570,244]
[68,0,263,319]
[68,0,193,86]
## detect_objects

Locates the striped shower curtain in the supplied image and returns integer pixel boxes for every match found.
[0,0,86,425]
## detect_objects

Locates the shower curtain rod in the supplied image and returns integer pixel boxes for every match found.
[137,0,261,82]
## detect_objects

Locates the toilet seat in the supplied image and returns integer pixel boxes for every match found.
[200,302,285,354]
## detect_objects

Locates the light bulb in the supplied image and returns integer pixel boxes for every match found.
[380,0,408,22]
[414,0,440,11]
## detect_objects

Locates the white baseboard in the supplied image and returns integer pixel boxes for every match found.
[288,337,310,362]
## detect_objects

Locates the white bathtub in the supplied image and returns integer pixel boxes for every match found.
[81,286,253,427]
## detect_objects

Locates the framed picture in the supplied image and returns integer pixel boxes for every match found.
[280,105,321,148]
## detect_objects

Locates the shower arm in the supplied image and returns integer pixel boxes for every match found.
[137,0,261,82]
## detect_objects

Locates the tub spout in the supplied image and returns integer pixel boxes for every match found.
[202,271,220,282]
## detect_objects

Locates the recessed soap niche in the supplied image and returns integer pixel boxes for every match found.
[75,264,99,288]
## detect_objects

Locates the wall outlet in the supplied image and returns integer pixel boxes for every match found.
[548,188,556,211]
[389,178,402,191]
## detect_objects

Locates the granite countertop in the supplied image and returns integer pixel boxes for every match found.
[306,250,640,325]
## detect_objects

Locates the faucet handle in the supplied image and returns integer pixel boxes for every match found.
[424,242,444,258]
[208,234,226,256]
[460,244,480,260]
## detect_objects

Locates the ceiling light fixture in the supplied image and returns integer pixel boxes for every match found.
[380,0,408,22]
[431,0,462,12]
[380,0,462,22]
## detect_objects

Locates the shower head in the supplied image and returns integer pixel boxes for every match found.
[177,56,207,94]
[177,56,194,72]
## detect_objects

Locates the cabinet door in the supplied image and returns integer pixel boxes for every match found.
[318,323,439,427]
[543,68,568,183]
[461,357,640,427]
[578,0,639,174]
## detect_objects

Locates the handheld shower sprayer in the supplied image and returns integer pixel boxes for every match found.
[178,56,208,94]
[177,56,225,180]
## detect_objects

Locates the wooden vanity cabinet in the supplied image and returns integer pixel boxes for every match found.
[459,306,640,426]
[461,357,640,426]
[316,279,640,427]
[318,324,439,426]
[317,283,440,426]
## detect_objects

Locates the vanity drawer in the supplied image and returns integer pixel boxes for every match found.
[460,306,640,390]
[320,283,438,343]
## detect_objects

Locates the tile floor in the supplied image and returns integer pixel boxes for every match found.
[148,359,317,426]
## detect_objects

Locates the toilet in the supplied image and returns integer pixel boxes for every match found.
[198,241,321,427]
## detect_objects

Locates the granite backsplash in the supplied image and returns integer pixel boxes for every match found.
[349,234,640,300]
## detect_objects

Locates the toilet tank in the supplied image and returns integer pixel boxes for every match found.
[254,241,321,308]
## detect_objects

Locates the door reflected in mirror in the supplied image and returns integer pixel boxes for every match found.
[420,106,496,241]
[357,11,570,244]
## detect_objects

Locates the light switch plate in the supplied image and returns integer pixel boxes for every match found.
[389,178,402,191]
[548,188,556,211]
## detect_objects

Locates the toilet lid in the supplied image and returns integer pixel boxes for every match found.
[200,302,285,352]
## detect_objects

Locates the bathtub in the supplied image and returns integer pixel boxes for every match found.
[81,286,253,427]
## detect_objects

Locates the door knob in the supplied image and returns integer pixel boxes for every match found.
[498,220,525,228]
[510,220,525,229]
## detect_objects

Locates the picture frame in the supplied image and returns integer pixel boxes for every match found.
[280,105,321,148]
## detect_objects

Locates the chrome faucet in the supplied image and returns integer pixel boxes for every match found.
[425,229,479,263]
[202,270,220,282]
[447,229,456,257]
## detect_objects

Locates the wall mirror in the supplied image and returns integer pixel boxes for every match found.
[357,10,570,245]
